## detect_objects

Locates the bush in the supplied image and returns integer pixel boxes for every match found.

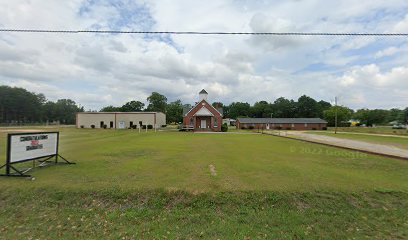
[322,127,327,130]
[103,124,107,129]
[80,125,84,128]
[141,125,147,129]
[312,128,317,130]
[132,125,137,129]
[162,125,167,127]
[248,126,255,130]
[241,126,247,130]
[221,123,228,132]
[275,126,282,130]
[91,125,95,129]
[147,125,153,129]
[286,127,291,130]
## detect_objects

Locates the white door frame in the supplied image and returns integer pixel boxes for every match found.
[201,119,206,129]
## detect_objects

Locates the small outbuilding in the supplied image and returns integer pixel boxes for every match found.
[236,118,328,130]
[76,112,166,129]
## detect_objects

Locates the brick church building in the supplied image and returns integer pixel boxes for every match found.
[183,89,223,131]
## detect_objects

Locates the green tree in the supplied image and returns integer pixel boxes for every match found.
[251,101,273,118]
[296,95,319,118]
[146,92,167,112]
[54,99,83,124]
[403,108,408,124]
[228,102,251,119]
[353,109,389,126]
[121,101,145,112]
[317,100,332,118]
[166,100,183,124]
[0,86,44,123]
[212,102,224,109]
[323,106,353,127]
[387,108,404,123]
[367,109,389,125]
[100,106,122,112]
[271,97,297,118]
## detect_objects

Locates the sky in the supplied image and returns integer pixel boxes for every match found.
[0,0,408,111]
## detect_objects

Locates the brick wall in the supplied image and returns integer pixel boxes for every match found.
[183,100,223,131]
[236,122,327,130]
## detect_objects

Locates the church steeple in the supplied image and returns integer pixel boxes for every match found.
[199,89,208,101]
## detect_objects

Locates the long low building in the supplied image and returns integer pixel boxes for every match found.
[236,118,328,130]
[76,112,166,129]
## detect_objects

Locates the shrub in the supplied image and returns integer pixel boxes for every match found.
[103,124,107,129]
[80,125,84,128]
[162,125,167,127]
[248,126,255,130]
[141,125,147,129]
[312,128,317,130]
[241,126,247,130]
[221,123,228,132]
[322,127,327,130]
[132,125,137,129]
[91,125,95,129]
[275,126,282,130]
[286,127,291,130]
[147,125,153,129]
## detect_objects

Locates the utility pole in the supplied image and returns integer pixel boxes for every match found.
[335,96,338,134]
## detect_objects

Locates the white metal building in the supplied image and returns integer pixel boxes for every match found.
[76,112,166,129]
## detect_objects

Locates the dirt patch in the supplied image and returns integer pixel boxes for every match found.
[209,164,217,176]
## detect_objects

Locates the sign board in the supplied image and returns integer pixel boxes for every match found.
[0,132,74,178]
[9,132,58,163]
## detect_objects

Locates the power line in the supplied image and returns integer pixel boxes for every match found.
[0,29,408,36]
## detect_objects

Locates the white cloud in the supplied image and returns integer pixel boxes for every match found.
[334,64,408,108]
[0,0,408,110]
[375,47,399,58]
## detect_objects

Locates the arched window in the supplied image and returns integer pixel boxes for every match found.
[190,117,194,127]
[214,118,218,127]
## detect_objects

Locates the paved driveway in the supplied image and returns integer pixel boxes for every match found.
[285,131,408,159]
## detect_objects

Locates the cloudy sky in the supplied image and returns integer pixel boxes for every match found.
[1,0,408,110]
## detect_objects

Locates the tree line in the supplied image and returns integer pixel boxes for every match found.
[0,85,83,124]
[100,93,408,126]
[1,85,407,126]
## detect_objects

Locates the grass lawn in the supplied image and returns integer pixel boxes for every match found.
[329,127,408,136]
[306,131,408,150]
[0,128,407,239]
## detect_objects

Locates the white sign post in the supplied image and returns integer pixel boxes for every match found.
[0,132,74,177]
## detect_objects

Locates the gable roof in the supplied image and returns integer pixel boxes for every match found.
[184,99,223,117]
[194,107,214,116]
[237,118,328,124]
[199,89,208,94]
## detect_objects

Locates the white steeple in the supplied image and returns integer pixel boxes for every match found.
[199,89,208,101]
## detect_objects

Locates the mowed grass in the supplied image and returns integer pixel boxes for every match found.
[0,128,408,239]
[306,131,408,150]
